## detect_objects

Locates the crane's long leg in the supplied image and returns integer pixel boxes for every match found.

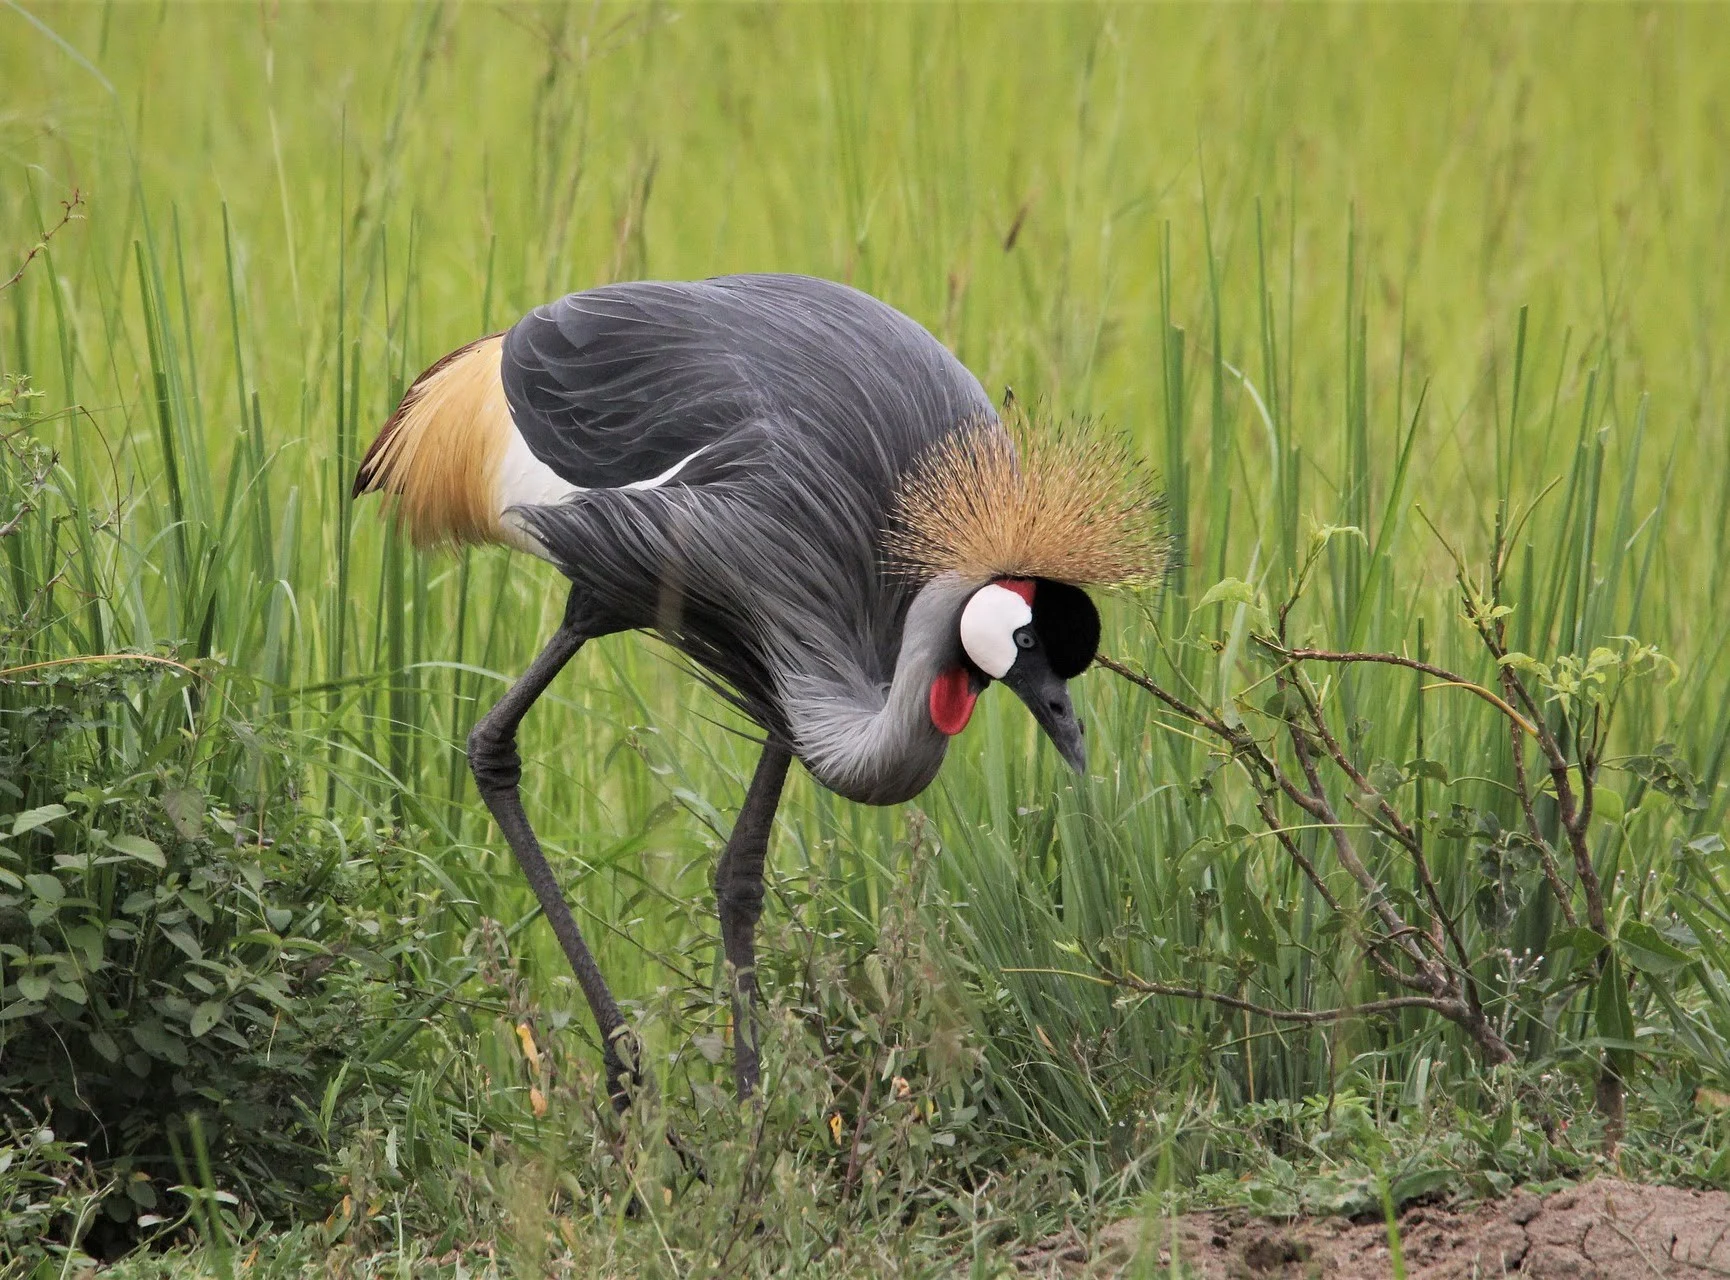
[714,743,792,1100]
[466,603,640,1112]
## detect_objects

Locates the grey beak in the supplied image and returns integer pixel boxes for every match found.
[1000,650,1087,774]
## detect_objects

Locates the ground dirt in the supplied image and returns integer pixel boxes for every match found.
[1018,1179,1730,1278]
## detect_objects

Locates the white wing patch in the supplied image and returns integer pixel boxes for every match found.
[495,426,713,559]
[959,583,1032,679]
[495,426,580,557]
[624,444,710,490]
[498,425,581,510]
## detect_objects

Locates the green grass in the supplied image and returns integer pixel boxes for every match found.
[3,3,1729,1275]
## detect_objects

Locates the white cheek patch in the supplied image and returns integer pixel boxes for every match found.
[959,584,1033,679]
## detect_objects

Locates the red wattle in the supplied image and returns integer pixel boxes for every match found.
[997,578,1035,604]
[929,666,978,735]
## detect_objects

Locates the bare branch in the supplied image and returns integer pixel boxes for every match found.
[1,189,84,294]
[1285,670,1484,1011]
[1006,964,1458,1026]
[1264,640,1540,738]
[1504,670,1578,926]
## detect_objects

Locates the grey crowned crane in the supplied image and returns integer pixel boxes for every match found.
[354,274,1165,1106]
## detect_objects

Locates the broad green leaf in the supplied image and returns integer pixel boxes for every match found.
[1224,854,1279,965]
[1194,577,1267,620]
[130,1018,187,1065]
[1498,652,1550,681]
[1548,927,1608,964]
[190,1000,224,1038]
[16,973,50,1002]
[107,834,166,869]
[1391,1168,1454,1207]
[24,874,64,905]
[1406,758,1450,785]
[1598,789,1628,826]
[161,786,205,841]
[1368,760,1405,795]
[1595,953,1636,1077]
[160,927,202,961]
[89,1029,120,1062]
[1618,921,1693,976]
[64,924,104,969]
[11,805,69,836]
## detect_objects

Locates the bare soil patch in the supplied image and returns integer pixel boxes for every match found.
[1018,1179,1730,1278]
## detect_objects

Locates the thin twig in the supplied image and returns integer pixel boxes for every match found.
[1003,966,1453,1025]
[1,189,84,293]
[1101,653,1422,989]
[1096,650,1516,1061]
[841,1055,877,1202]
[1264,642,1539,737]
[1471,607,1606,936]
[1504,669,1578,926]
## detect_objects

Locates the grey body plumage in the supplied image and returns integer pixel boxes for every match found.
[358,273,1119,1105]
[504,274,997,803]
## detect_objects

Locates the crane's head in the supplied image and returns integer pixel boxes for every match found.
[929,577,1098,772]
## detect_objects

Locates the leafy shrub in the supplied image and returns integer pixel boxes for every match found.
[0,663,416,1258]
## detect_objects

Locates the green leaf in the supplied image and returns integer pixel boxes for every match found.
[1618,921,1693,976]
[64,924,104,969]
[1624,743,1708,811]
[1591,786,1625,825]
[1193,577,1270,628]
[161,786,205,840]
[107,834,166,869]
[89,1029,120,1062]
[190,1000,224,1038]
[160,927,202,961]
[1406,758,1450,785]
[24,873,64,905]
[1548,927,1608,964]
[1367,760,1405,795]
[11,804,69,836]
[1595,952,1636,1077]
[1224,854,1279,965]
[1498,651,1550,681]
[1391,1168,1454,1207]
[16,973,50,1002]
[130,1018,188,1066]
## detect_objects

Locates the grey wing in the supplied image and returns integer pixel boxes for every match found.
[504,274,995,745]
[499,274,992,490]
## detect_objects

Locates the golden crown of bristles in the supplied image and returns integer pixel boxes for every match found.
[884,409,1170,588]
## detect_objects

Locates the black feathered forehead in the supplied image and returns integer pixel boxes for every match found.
[1030,578,1099,679]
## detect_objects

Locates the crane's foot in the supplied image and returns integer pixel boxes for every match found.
[603,1029,708,1191]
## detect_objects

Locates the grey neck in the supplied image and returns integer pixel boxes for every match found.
[785,573,977,806]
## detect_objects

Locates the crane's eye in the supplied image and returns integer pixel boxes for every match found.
[1014,628,1036,650]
